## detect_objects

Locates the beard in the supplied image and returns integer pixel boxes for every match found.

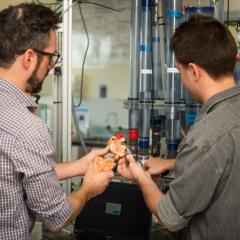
[26,58,49,95]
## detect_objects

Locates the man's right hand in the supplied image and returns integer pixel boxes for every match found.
[63,159,113,231]
[80,158,114,200]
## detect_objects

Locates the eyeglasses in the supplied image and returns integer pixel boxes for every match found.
[33,48,61,66]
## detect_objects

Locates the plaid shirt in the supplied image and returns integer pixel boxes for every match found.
[0,78,73,240]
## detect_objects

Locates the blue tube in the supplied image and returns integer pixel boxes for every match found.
[139,137,150,149]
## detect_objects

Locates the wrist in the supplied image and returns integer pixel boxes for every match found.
[76,185,92,202]
[76,158,89,176]
[136,171,151,186]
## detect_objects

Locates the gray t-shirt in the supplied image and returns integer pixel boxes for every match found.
[158,85,240,240]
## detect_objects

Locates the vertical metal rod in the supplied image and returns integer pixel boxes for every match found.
[53,25,63,164]
[62,0,72,194]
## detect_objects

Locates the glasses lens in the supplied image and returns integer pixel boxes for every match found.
[50,54,59,66]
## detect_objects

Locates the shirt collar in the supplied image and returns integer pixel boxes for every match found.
[0,78,38,108]
[197,84,240,120]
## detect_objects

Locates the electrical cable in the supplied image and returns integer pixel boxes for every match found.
[74,1,90,107]
[56,0,121,107]
[79,1,121,12]
[54,3,63,13]
[36,0,60,5]
[63,0,120,15]
[38,0,120,16]
[73,1,121,107]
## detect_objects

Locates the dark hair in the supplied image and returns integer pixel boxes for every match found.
[0,3,60,68]
[171,14,237,79]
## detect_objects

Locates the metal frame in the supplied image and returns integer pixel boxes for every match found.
[61,0,73,194]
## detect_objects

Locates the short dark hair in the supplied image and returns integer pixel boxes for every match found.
[0,3,60,68]
[171,14,237,79]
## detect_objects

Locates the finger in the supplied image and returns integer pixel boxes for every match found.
[126,155,135,163]
[117,163,128,173]
[143,161,149,168]
[117,162,125,171]
[129,161,143,171]
[117,158,126,165]
[113,154,120,161]
[97,146,110,156]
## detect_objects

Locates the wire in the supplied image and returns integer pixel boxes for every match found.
[63,0,121,15]
[59,0,120,106]
[73,1,120,107]
[79,1,121,12]
[36,0,60,5]
[75,1,90,107]
[54,3,63,13]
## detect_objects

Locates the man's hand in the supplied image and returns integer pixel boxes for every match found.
[80,146,110,174]
[117,155,164,222]
[144,157,175,176]
[117,155,151,183]
[64,158,113,230]
[117,155,136,181]
[81,158,114,200]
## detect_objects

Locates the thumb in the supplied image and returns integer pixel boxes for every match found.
[126,154,135,163]
[117,163,127,175]
[96,146,110,156]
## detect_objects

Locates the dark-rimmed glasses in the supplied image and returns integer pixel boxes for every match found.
[33,48,60,66]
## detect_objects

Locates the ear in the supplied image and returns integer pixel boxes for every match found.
[22,49,37,71]
[188,63,200,83]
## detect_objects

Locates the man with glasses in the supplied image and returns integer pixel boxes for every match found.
[0,3,114,240]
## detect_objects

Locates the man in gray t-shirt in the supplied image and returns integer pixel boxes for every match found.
[118,14,240,240]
